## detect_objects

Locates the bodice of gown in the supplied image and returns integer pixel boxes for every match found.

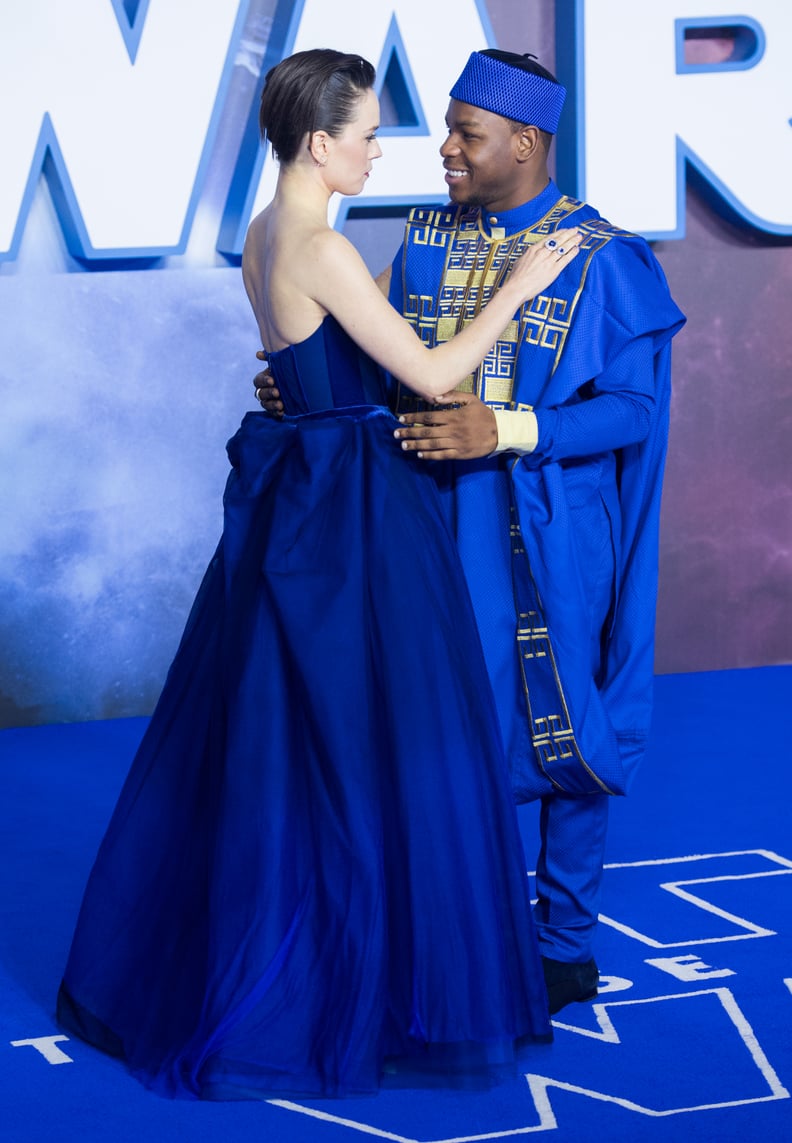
[268,315,389,415]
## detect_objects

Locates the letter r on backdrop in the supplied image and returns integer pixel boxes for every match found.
[556,0,792,237]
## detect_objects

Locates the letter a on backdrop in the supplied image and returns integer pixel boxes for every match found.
[219,0,494,254]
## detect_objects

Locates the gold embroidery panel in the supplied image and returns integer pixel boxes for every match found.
[517,610,579,765]
[401,203,621,412]
[404,294,438,344]
[417,224,577,405]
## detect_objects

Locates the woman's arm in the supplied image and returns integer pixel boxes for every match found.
[374,264,392,297]
[306,228,581,401]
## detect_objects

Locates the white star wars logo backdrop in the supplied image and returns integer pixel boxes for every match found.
[0,0,790,726]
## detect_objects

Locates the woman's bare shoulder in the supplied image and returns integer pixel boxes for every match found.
[242,214,265,288]
[307,226,358,263]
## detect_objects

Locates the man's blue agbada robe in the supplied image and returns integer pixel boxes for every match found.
[389,179,686,799]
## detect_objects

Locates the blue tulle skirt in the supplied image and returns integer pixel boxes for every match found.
[58,407,551,1099]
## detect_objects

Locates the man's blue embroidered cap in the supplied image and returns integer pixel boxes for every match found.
[450,52,566,134]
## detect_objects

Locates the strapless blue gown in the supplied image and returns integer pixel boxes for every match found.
[57,316,551,1099]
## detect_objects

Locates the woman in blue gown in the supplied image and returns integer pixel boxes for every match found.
[57,49,583,1100]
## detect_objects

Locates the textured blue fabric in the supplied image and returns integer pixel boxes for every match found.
[450,52,566,133]
[388,184,686,800]
[57,315,551,1100]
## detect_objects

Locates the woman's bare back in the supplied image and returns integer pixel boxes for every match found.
[242,206,330,353]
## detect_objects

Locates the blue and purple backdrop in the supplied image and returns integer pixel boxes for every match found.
[1,0,790,727]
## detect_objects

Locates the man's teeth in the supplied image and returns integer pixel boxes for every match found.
[447,171,468,178]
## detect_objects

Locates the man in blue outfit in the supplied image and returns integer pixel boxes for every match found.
[257,49,685,1014]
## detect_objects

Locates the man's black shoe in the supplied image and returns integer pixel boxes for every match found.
[542,956,599,1015]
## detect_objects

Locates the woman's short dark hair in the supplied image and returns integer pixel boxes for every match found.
[259,49,376,164]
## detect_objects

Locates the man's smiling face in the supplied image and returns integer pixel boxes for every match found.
[440,99,529,213]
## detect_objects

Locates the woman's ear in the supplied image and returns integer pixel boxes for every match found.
[308,131,330,168]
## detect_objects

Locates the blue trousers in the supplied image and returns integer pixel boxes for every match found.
[532,790,610,961]
[441,458,615,963]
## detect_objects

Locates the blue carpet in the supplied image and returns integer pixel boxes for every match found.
[2,666,791,1141]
